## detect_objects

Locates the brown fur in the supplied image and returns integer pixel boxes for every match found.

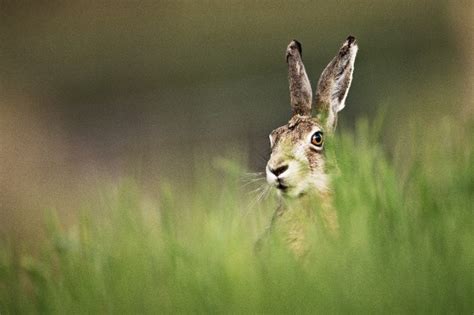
[287,40,312,116]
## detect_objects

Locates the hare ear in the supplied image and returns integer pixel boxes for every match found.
[287,40,312,116]
[315,36,358,132]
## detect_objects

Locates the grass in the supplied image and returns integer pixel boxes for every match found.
[0,116,472,314]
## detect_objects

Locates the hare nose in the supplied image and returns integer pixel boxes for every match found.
[269,164,289,177]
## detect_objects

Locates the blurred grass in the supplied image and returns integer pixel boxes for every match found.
[0,115,473,313]
[1,1,471,246]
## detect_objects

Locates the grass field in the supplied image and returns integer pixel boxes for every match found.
[1,116,472,313]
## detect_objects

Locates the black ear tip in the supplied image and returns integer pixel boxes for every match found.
[291,39,302,55]
[346,35,356,45]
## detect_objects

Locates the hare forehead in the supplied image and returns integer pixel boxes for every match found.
[271,118,322,143]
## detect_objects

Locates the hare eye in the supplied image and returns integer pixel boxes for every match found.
[311,131,324,147]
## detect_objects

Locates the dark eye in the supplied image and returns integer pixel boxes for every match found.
[311,131,324,147]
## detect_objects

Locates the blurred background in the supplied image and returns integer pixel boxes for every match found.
[0,1,472,241]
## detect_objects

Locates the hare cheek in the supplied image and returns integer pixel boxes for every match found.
[306,151,321,172]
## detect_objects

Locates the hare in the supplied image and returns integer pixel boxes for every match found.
[258,36,358,256]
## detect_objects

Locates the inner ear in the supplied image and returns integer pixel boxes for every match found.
[314,36,358,132]
[269,134,275,148]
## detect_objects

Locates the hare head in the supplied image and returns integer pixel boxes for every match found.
[266,36,358,198]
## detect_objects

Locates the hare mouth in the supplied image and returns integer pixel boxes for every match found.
[276,182,289,191]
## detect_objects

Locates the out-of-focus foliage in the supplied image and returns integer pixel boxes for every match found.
[0,2,472,312]
[0,116,472,313]
[0,1,472,237]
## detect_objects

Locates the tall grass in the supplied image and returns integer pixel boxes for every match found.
[1,116,472,313]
